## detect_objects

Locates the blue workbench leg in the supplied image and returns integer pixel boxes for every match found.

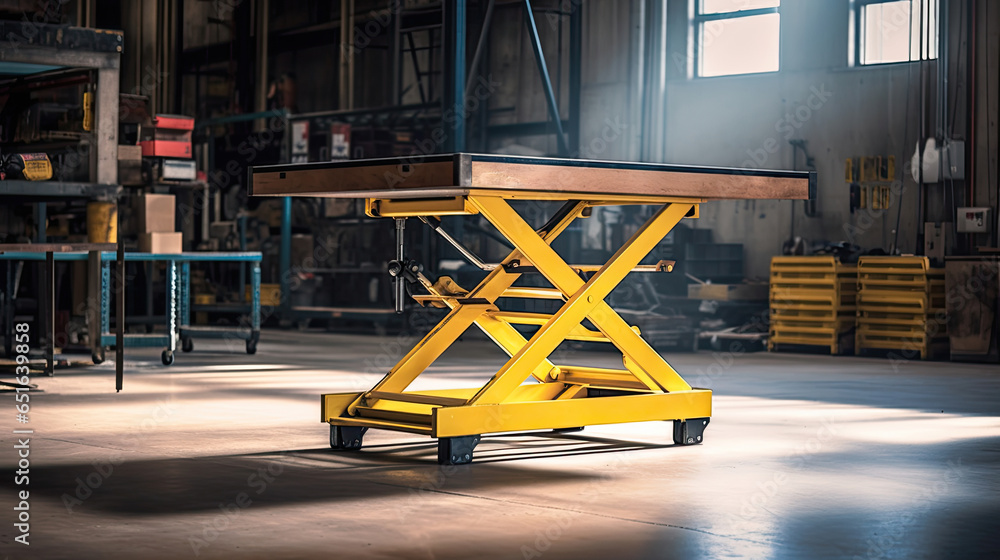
[179,262,191,353]
[145,262,154,333]
[161,260,177,366]
[88,251,104,364]
[4,263,12,357]
[238,215,247,295]
[247,262,260,355]
[44,251,54,376]
[99,260,110,361]
[280,196,291,324]
[180,262,190,327]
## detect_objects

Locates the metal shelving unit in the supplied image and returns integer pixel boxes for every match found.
[0,22,122,191]
[0,180,119,199]
[187,1,582,330]
[0,22,122,246]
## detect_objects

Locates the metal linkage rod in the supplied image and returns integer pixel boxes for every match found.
[419,216,498,271]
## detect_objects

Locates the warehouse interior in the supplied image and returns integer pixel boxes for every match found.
[1,0,999,558]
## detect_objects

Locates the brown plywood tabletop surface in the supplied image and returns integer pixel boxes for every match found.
[249,153,813,201]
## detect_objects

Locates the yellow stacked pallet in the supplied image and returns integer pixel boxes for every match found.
[769,256,857,354]
[856,256,948,360]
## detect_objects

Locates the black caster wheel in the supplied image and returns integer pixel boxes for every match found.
[330,425,367,450]
[437,435,480,465]
[161,350,175,366]
[91,347,105,364]
[245,339,257,355]
[181,338,193,352]
[673,418,710,446]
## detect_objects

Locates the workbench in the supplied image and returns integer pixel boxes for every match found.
[250,153,812,464]
[0,243,118,377]
[177,252,262,357]
[0,251,261,367]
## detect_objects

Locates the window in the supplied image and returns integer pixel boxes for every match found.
[853,0,939,65]
[693,0,781,78]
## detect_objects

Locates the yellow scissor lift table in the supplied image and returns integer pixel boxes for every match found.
[250,153,812,464]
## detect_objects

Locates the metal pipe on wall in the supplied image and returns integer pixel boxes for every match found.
[255,0,270,125]
[568,2,581,156]
[917,0,926,250]
[445,0,467,152]
[340,0,356,111]
[967,0,975,209]
[629,0,646,161]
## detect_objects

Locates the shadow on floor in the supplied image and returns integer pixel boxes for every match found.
[11,432,682,517]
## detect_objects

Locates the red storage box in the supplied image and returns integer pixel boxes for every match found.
[151,115,194,131]
[140,140,192,158]
[141,114,195,158]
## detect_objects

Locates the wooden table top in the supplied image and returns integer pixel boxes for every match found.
[250,153,813,201]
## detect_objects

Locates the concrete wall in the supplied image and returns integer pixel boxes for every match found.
[484,0,994,277]
[657,0,994,278]
[663,0,913,277]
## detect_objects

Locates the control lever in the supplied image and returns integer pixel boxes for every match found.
[391,218,405,313]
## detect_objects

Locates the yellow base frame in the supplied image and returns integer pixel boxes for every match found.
[326,193,713,463]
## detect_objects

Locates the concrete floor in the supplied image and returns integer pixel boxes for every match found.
[2,329,999,559]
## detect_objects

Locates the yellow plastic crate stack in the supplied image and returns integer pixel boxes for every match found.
[769,256,857,354]
[855,256,948,360]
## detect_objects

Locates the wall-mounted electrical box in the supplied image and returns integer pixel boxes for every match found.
[924,222,953,264]
[941,140,965,179]
[956,207,991,233]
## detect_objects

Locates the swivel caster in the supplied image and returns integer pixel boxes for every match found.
[673,418,710,445]
[91,347,105,365]
[181,337,194,353]
[437,435,480,465]
[161,350,174,366]
[330,425,366,450]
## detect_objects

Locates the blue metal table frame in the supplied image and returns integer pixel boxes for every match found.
[96,252,179,365]
[176,252,262,356]
[0,251,261,367]
[0,243,117,377]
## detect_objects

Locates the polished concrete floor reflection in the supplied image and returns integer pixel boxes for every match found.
[1,330,998,559]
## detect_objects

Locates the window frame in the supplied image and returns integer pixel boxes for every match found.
[691,0,782,79]
[851,0,939,67]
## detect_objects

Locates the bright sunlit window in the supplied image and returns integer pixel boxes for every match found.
[694,0,781,78]
[854,0,939,65]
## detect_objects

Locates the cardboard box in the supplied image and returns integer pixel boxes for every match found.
[118,145,143,186]
[135,194,176,233]
[139,232,183,253]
